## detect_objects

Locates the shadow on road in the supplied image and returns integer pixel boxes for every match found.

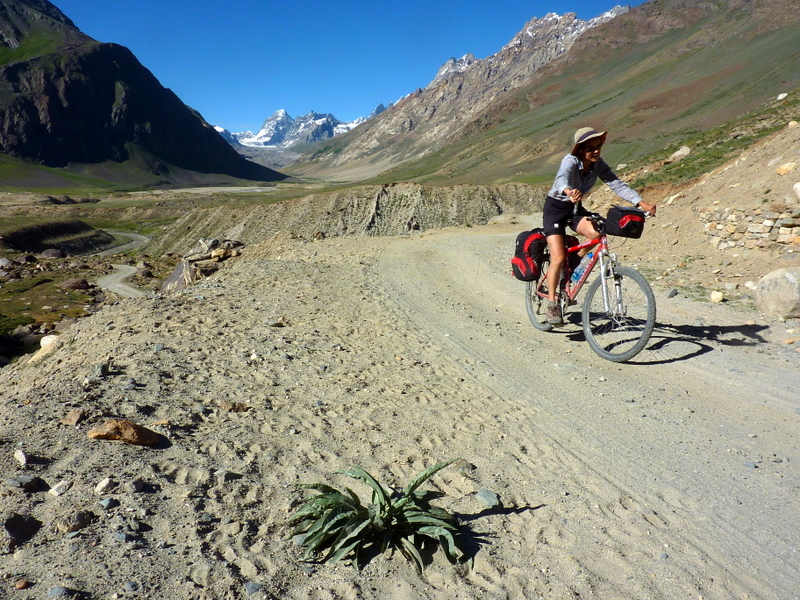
[561,319,772,365]
[451,503,546,567]
[635,321,772,365]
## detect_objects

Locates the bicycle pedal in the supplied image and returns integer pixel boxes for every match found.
[568,299,578,306]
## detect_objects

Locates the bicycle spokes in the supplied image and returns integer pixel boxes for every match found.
[526,259,556,332]
[581,266,656,362]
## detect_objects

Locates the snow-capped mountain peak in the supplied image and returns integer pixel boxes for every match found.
[428,5,630,89]
[227,104,388,149]
[235,110,294,146]
[430,54,477,86]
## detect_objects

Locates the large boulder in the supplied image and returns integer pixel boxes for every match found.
[160,260,195,295]
[57,278,91,290]
[665,146,691,163]
[755,267,800,318]
[160,239,244,294]
[40,249,65,259]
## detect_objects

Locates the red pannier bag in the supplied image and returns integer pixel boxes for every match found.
[604,206,646,239]
[511,228,547,281]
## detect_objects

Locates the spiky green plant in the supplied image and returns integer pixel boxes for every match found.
[289,459,466,572]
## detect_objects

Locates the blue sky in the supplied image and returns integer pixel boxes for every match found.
[54,1,645,132]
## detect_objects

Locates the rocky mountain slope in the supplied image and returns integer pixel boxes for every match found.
[0,0,77,46]
[291,7,628,176]
[0,0,285,184]
[292,0,800,184]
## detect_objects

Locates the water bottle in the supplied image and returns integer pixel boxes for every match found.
[571,252,593,282]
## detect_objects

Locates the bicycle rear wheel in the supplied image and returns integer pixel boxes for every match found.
[526,258,554,331]
[582,266,656,362]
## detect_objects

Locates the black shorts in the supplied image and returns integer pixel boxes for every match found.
[542,196,591,237]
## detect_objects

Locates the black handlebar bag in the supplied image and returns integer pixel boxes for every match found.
[604,206,646,238]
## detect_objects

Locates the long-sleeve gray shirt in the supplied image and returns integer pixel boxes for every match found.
[547,154,643,206]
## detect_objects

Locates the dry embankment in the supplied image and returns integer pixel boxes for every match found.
[0,220,114,254]
[144,182,545,255]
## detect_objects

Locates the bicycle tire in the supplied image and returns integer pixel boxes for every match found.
[526,259,554,332]
[581,265,656,362]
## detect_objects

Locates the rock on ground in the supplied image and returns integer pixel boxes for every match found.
[756,267,800,317]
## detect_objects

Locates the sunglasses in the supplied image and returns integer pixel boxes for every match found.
[584,143,603,152]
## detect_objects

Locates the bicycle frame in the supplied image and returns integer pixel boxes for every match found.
[535,235,610,303]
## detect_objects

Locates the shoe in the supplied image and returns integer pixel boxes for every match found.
[545,300,563,325]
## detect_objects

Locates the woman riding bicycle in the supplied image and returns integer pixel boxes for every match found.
[542,127,656,325]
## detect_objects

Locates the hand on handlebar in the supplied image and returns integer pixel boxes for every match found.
[638,201,657,216]
[565,188,582,203]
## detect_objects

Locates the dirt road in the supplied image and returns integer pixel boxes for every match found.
[2,218,798,600]
[93,231,152,298]
[95,264,148,298]
[94,232,152,257]
[378,220,800,598]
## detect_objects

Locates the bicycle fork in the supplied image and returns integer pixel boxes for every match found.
[598,253,626,317]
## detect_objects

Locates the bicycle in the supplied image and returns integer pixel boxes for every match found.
[525,213,656,362]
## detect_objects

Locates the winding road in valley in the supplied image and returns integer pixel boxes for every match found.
[93,231,152,298]
[96,264,148,298]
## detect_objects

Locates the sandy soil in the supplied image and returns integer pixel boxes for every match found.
[1,212,799,599]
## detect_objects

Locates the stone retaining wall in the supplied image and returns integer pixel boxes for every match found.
[700,205,800,252]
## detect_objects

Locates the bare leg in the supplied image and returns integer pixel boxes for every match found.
[546,234,565,302]
[575,217,601,242]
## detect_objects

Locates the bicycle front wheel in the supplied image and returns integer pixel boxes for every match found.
[525,259,554,332]
[582,266,656,362]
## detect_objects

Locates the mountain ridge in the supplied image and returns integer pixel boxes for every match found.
[0,0,286,186]
[288,0,800,185]
[289,6,630,176]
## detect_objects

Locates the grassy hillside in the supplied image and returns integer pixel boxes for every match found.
[627,91,800,188]
[0,144,286,194]
[0,31,63,65]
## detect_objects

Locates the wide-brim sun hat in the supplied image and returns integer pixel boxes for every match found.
[571,127,607,155]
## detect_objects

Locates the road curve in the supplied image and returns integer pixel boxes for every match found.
[95,231,151,256]
[95,264,148,298]
[92,231,153,298]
